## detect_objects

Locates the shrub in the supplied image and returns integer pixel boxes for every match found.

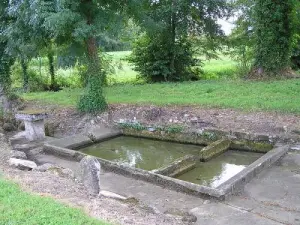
[11,62,48,92]
[129,34,199,83]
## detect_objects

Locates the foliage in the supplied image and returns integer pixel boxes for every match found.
[0,0,15,94]
[130,0,229,82]
[77,74,107,114]
[0,178,109,224]
[291,1,300,69]
[252,0,295,76]
[129,34,199,82]
[226,0,255,77]
[11,62,48,92]
[40,0,133,112]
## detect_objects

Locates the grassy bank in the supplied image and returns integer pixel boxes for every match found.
[0,178,108,225]
[23,79,300,114]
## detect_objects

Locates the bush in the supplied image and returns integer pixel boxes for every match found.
[11,62,48,92]
[129,34,199,83]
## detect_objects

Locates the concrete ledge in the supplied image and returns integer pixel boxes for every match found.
[200,139,231,161]
[231,140,273,153]
[219,144,289,197]
[122,128,275,152]
[45,134,93,150]
[88,128,122,143]
[152,155,198,177]
[44,143,86,161]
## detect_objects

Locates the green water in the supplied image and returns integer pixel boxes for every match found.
[177,150,263,188]
[79,136,202,171]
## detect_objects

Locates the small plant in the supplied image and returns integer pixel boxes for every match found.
[118,122,146,131]
[202,131,217,141]
[164,124,185,134]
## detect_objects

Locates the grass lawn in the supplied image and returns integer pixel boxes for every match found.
[23,79,300,114]
[0,178,109,225]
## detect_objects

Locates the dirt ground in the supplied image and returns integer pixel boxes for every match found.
[26,101,300,141]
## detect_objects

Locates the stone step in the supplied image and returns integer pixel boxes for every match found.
[9,132,29,145]
[13,142,43,153]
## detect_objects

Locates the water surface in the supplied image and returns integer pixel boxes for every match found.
[80,136,202,171]
[176,150,263,188]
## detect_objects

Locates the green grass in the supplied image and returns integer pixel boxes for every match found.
[0,178,109,225]
[23,79,300,114]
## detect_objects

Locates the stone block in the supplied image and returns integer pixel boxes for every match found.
[15,111,48,141]
[200,139,231,161]
[10,150,27,160]
[152,155,198,177]
[8,158,37,170]
[80,156,101,196]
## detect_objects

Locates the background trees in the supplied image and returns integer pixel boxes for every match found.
[130,0,229,82]
[251,0,295,77]
[0,0,300,113]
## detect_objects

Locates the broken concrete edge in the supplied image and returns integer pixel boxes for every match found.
[200,139,231,161]
[152,155,198,177]
[218,144,289,198]
[121,128,274,153]
[45,130,122,150]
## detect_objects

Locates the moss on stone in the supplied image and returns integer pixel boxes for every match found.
[200,139,231,161]
[231,140,273,153]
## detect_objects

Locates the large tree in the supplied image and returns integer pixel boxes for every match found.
[130,0,228,82]
[0,0,15,112]
[39,0,128,113]
[251,0,296,77]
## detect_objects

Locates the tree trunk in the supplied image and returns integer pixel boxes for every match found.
[48,52,58,91]
[169,0,176,81]
[20,58,29,93]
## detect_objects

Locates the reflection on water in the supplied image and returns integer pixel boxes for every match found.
[79,136,202,171]
[177,150,263,188]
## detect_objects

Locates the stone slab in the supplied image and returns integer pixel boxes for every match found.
[15,111,48,122]
[46,134,93,150]
[200,139,231,161]
[152,155,198,177]
[87,127,121,142]
[190,203,281,225]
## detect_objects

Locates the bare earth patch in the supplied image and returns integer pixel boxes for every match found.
[25,101,300,141]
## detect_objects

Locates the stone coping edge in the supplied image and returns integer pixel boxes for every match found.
[122,128,274,153]
[45,130,122,150]
[218,144,289,198]
[43,142,225,199]
[43,133,288,200]
[151,155,198,177]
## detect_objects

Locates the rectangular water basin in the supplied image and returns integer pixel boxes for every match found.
[79,136,203,171]
[176,150,263,188]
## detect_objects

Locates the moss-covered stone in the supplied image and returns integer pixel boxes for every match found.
[200,139,231,161]
[231,140,273,153]
[122,128,216,146]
